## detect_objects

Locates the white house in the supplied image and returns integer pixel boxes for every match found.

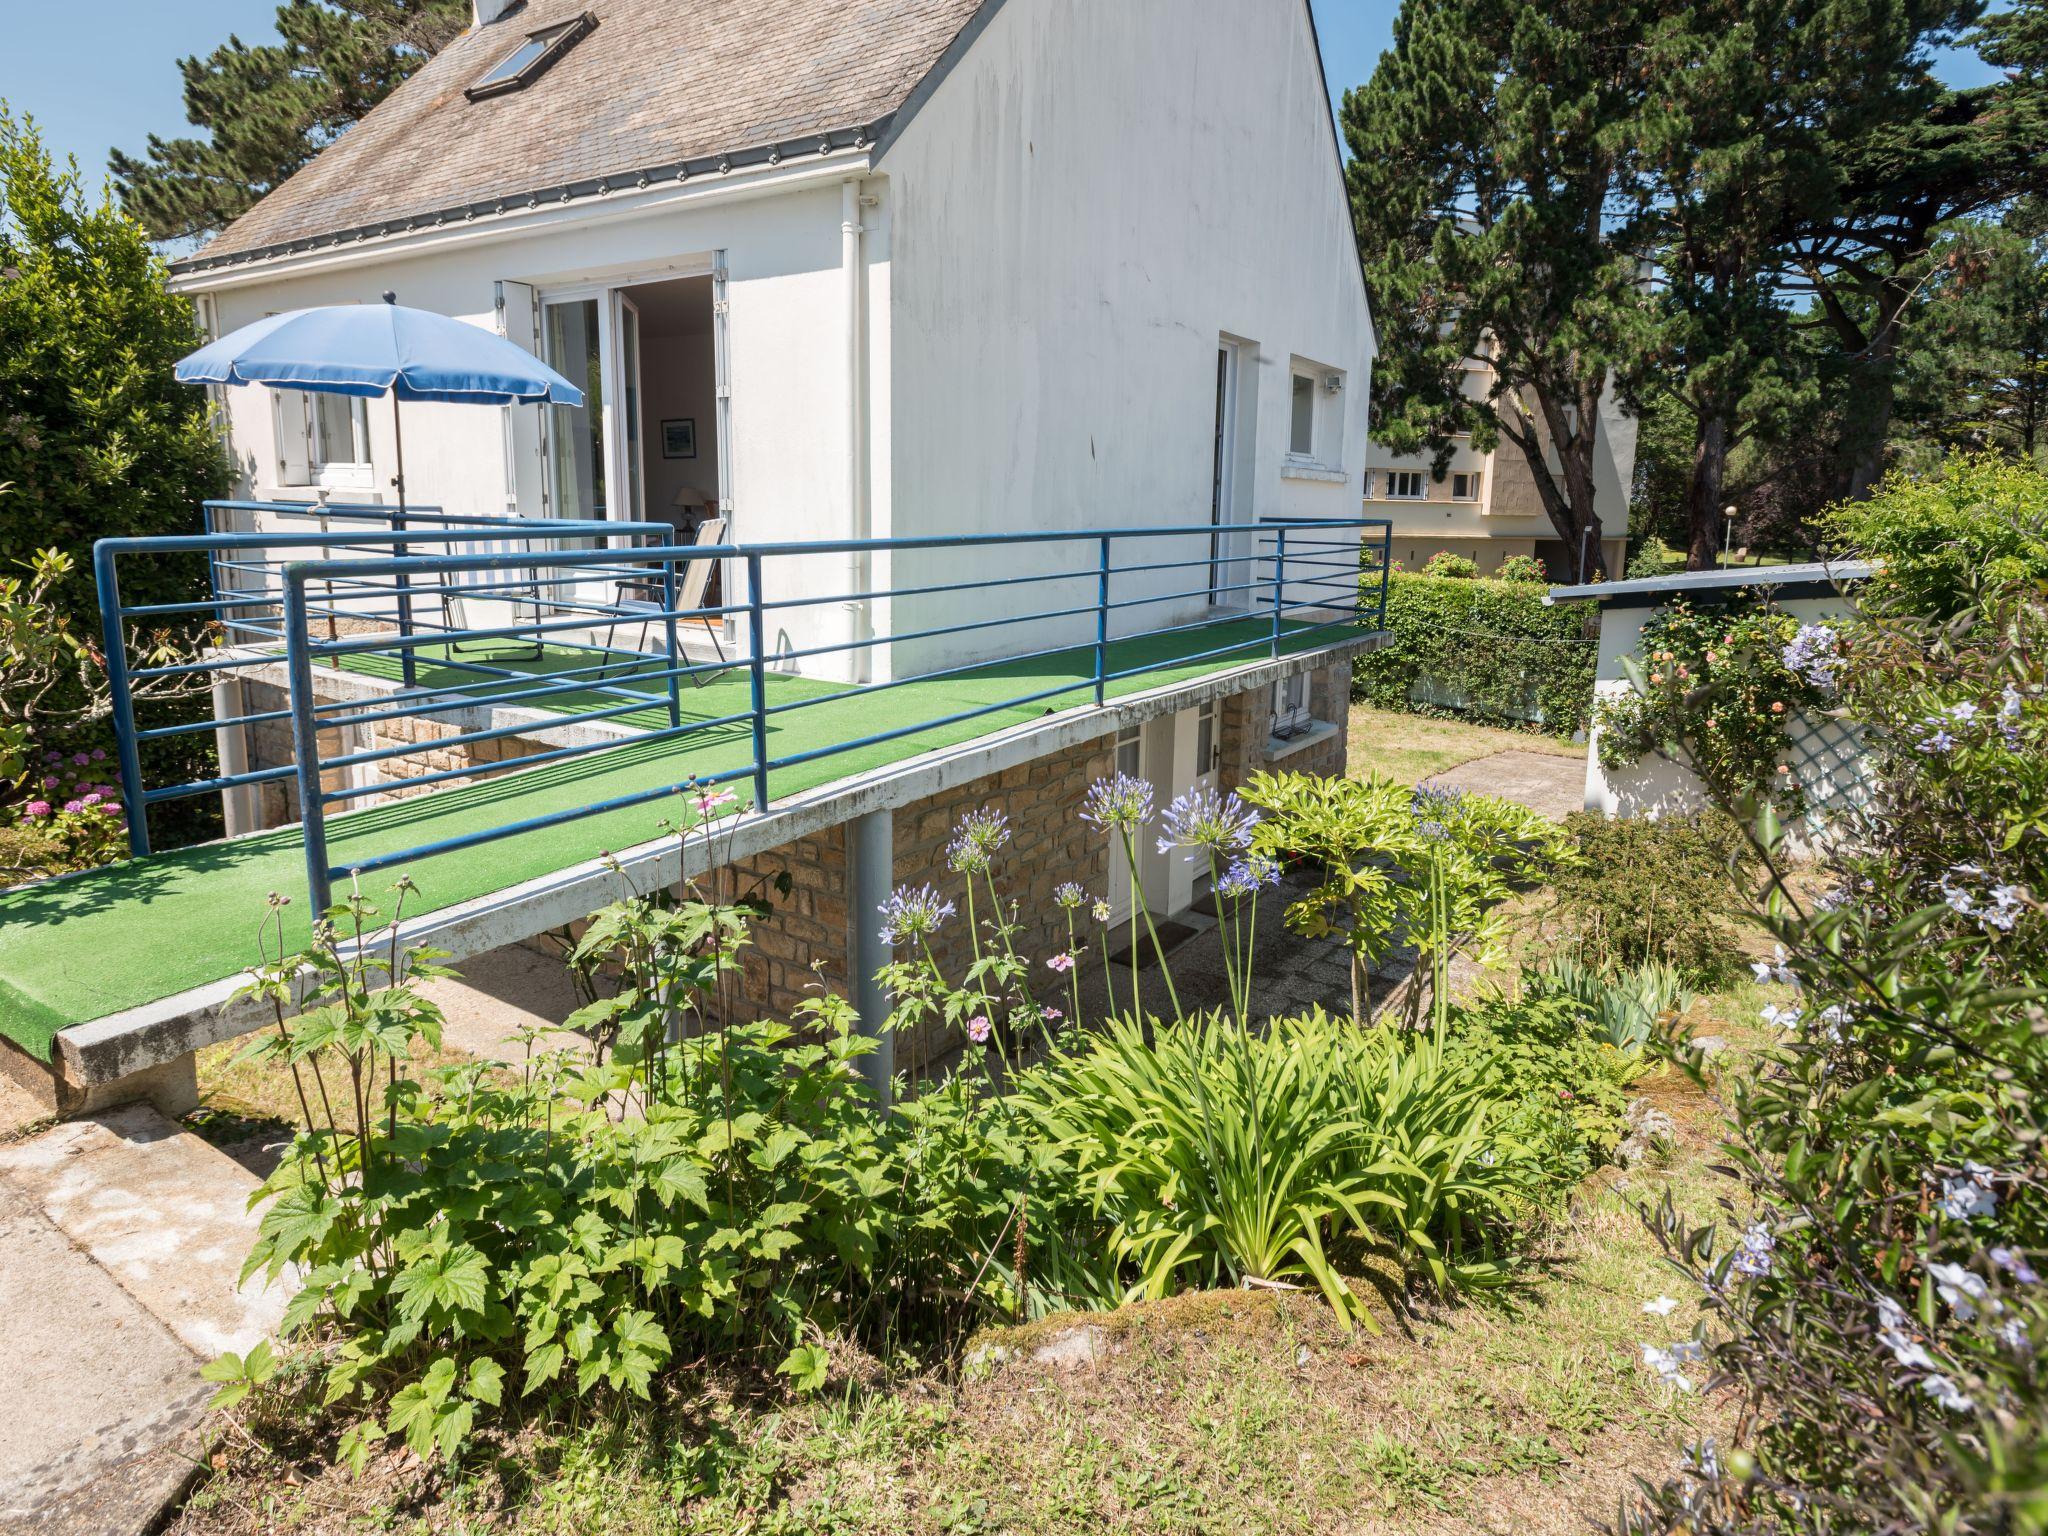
[1364,358,1636,582]
[170,0,1377,680]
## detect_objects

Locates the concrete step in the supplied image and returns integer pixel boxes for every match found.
[0,1106,290,1534]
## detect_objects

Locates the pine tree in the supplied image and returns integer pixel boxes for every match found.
[1344,0,1656,581]
[110,0,468,244]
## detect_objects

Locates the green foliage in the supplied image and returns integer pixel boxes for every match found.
[109,1,469,243]
[1351,572,1599,734]
[1621,505,2048,1528]
[1444,989,1641,1167]
[1241,770,1568,1022]
[1821,453,2048,619]
[1525,954,1691,1056]
[1892,220,2048,465]
[1422,551,1478,579]
[1592,598,1832,813]
[1496,553,1549,583]
[1548,810,1754,985]
[1017,1009,1576,1322]
[0,110,229,633]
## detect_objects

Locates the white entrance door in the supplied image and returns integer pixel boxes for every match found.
[1106,723,1145,921]
[1160,701,1222,913]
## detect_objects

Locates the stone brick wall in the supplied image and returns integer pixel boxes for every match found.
[1215,658,1351,789]
[239,674,554,826]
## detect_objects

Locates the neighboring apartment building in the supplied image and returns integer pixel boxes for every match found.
[1363,361,1635,580]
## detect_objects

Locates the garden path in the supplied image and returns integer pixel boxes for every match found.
[1421,748,1587,822]
[0,1105,283,1535]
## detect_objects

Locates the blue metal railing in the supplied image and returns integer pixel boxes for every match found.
[97,514,1391,912]
[95,505,673,854]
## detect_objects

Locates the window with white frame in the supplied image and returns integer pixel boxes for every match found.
[1289,372,1317,456]
[1285,359,1345,468]
[1382,470,1424,500]
[1452,471,1480,500]
[273,389,372,490]
[1271,673,1311,738]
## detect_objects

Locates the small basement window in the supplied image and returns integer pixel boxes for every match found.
[465,12,596,101]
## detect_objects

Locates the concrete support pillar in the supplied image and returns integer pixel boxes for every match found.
[848,805,894,1109]
[211,675,261,836]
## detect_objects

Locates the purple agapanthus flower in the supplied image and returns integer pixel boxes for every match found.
[877,883,955,946]
[1080,773,1155,833]
[1053,881,1086,910]
[1918,727,1959,755]
[1156,785,1258,861]
[945,807,1011,874]
[1216,852,1282,900]
[1730,1222,1775,1280]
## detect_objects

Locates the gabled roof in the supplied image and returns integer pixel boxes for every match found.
[176,0,988,275]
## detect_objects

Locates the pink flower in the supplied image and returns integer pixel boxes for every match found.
[1042,1007,1064,1022]
[90,748,105,761]
[966,1015,992,1044]
[693,788,738,817]
[41,776,57,790]
[71,752,90,766]
[43,751,59,764]
[23,801,50,817]
[81,793,102,807]
[62,800,84,814]
[1046,953,1075,973]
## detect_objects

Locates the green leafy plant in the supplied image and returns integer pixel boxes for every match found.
[1819,453,2048,621]
[1496,553,1549,583]
[1423,551,1480,579]
[1352,571,1599,733]
[1591,596,1834,812]
[1547,809,1754,984]
[1527,954,1692,1054]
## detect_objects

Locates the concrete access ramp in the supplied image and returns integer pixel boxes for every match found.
[0,1106,288,1533]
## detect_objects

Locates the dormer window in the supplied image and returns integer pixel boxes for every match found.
[465,12,596,101]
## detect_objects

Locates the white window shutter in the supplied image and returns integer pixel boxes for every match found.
[495,280,548,518]
[272,389,313,486]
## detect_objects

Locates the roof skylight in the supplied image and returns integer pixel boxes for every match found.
[465,12,596,101]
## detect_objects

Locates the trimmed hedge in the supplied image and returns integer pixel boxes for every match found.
[1353,572,1598,733]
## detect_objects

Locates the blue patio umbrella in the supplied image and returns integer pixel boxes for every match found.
[176,290,584,517]
[176,292,586,682]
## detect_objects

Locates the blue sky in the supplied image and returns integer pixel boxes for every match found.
[0,0,2000,189]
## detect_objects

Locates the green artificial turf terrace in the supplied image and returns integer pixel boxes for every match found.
[0,619,1348,1058]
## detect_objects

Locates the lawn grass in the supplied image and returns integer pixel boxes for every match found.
[1347,702,1580,788]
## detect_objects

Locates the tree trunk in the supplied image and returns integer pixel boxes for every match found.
[1685,412,1729,570]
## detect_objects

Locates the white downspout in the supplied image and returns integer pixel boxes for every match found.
[842,179,872,684]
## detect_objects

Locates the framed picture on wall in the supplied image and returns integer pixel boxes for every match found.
[660,418,697,459]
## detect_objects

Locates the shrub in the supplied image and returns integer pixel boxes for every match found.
[1525,954,1691,1055]
[1496,552,1548,583]
[0,112,228,637]
[1352,571,1599,733]
[1820,453,2048,620]
[1445,989,1641,1168]
[1241,770,1568,1022]
[1423,550,1479,578]
[1017,1008,1574,1323]
[1548,809,1754,984]
[1620,528,2048,1525]
[2,745,126,881]
[1591,597,1835,814]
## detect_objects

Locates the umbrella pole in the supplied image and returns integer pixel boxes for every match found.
[391,392,417,688]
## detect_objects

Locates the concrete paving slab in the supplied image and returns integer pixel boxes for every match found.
[1423,749,1587,823]
[0,1181,209,1532]
[418,939,589,1060]
[0,1105,285,1360]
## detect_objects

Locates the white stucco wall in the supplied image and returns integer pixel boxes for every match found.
[186,173,872,666]
[875,0,1377,673]
[1580,591,1870,843]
